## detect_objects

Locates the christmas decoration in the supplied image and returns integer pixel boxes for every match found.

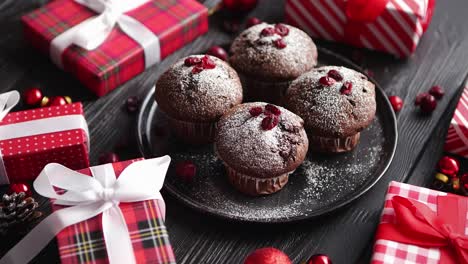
[388,96,403,112]
[125,96,140,113]
[98,152,120,164]
[285,0,435,57]
[437,156,459,177]
[0,157,176,264]
[0,192,42,234]
[445,86,468,157]
[207,46,228,61]
[40,96,49,107]
[307,254,333,264]
[175,160,197,181]
[64,96,72,104]
[244,247,291,264]
[223,0,258,13]
[372,181,468,263]
[48,96,67,107]
[246,17,261,27]
[8,183,32,197]
[22,0,208,97]
[22,88,43,106]
[429,85,445,99]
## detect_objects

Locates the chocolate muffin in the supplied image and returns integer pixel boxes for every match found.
[284,66,376,153]
[229,23,317,104]
[155,55,243,144]
[215,102,309,196]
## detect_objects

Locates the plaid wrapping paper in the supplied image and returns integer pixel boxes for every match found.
[444,86,468,157]
[371,181,468,264]
[0,103,89,183]
[284,0,435,57]
[22,0,208,97]
[52,159,176,264]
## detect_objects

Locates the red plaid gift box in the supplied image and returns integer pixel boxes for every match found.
[0,92,89,184]
[371,181,468,263]
[285,0,435,57]
[444,86,468,157]
[22,0,208,97]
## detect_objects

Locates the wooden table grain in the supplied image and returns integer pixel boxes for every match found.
[0,0,467,263]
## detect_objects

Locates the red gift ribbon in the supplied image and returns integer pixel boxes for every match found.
[375,195,468,264]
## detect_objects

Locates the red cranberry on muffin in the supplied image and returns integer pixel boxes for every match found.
[284,66,376,153]
[229,23,317,104]
[155,55,243,144]
[215,102,309,196]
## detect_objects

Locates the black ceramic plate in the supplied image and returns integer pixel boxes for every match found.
[137,47,398,223]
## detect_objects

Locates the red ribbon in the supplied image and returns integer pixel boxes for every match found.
[375,195,468,264]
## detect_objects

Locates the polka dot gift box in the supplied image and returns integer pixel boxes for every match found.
[0,91,89,184]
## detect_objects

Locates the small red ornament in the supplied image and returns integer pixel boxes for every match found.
[48,96,67,107]
[207,46,228,61]
[23,87,43,106]
[438,156,460,177]
[244,248,291,264]
[429,85,444,99]
[246,17,261,27]
[388,95,403,112]
[8,183,32,196]
[415,92,429,106]
[419,94,437,113]
[175,161,196,181]
[307,254,333,264]
[98,152,120,165]
[223,0,258,13]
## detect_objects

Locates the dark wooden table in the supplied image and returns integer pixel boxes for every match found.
[0,0,468,263]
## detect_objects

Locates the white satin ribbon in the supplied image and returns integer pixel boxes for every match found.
[0,91,90,185]
[0,156,171,264]
[50,0,161,69]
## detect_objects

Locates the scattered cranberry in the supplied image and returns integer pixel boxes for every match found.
[175,160,196,181]
[23,87,43,106]
[126,96,139,113]
[48,96,67,107]
[184,57,201,66]
[40,96,49,107]
[420,94,437,113]
[223,19,241,34]
[388,96,403,112]
[438,156,459,178]
[340,82,353,95]
[192,65,204,74]
[307,254,333,264]
[8,183,32,197]
[207,46,228,61]
[64,96,72,104]
[319,76,335,86]
[99,152,120,164]
[260,27,276,37]
[223,0,258,12]
[249,106,263,117]
[429,85,444,99]
[327,69,343,81]
[261,115,279,130]
[414,92,429,106]
[274,23,289,36]
[201,55,216,69]
[246,17,261,27]
[273,39,287,49]
[265,104,281,116]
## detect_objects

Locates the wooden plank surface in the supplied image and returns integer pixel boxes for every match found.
[0,0,467,263]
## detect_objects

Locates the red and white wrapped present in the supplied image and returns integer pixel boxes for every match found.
[0,91,89,184]
[371,181,468,264]
[284,0,435,57]
[444,86,468,157]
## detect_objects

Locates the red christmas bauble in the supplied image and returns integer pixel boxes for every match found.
[8,183,32,196]
[23,87,43,106]
[438,156,459,177]
[48,96,67,107]
[307,254,333,264]
[99,152,120,164]
[244,248,291,264]
[223,0,258,12]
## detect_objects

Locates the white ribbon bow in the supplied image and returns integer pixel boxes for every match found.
[0,156,171,264]
[50,0,161,69]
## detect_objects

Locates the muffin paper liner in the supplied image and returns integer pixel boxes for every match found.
[166,114,216,144]
[309,132,361,153]
[239,74,293,105]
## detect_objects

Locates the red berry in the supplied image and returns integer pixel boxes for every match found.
[48,96,67,107]
[265,104,281,116]
[175,161,196,181]
[126,96,139,113]
[261,115,279,130]
[340,81,353,95]
[389,96,403,112]
[319,76,335,86]
[429,85,444,99]
[98,152,120,164]
[327,69,343,81]
[415,92,429,106]
[201,55,216,69]
[420,94,437,113]
[23,87,43,106]
[438,156,459,178]
[307,254,333,264]
[207,46,228,61]
[244,248,291,264]
[260,27,276,37]
[8,183,32,196]
[246,17,261,27]
[273,39,287,49]
[192,65,204,74]
[249,106,263,117]
[184,57,201,66]
[274,23,289,36]
[223,0,258,12]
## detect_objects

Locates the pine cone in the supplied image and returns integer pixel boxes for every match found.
[0,192,42,233]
